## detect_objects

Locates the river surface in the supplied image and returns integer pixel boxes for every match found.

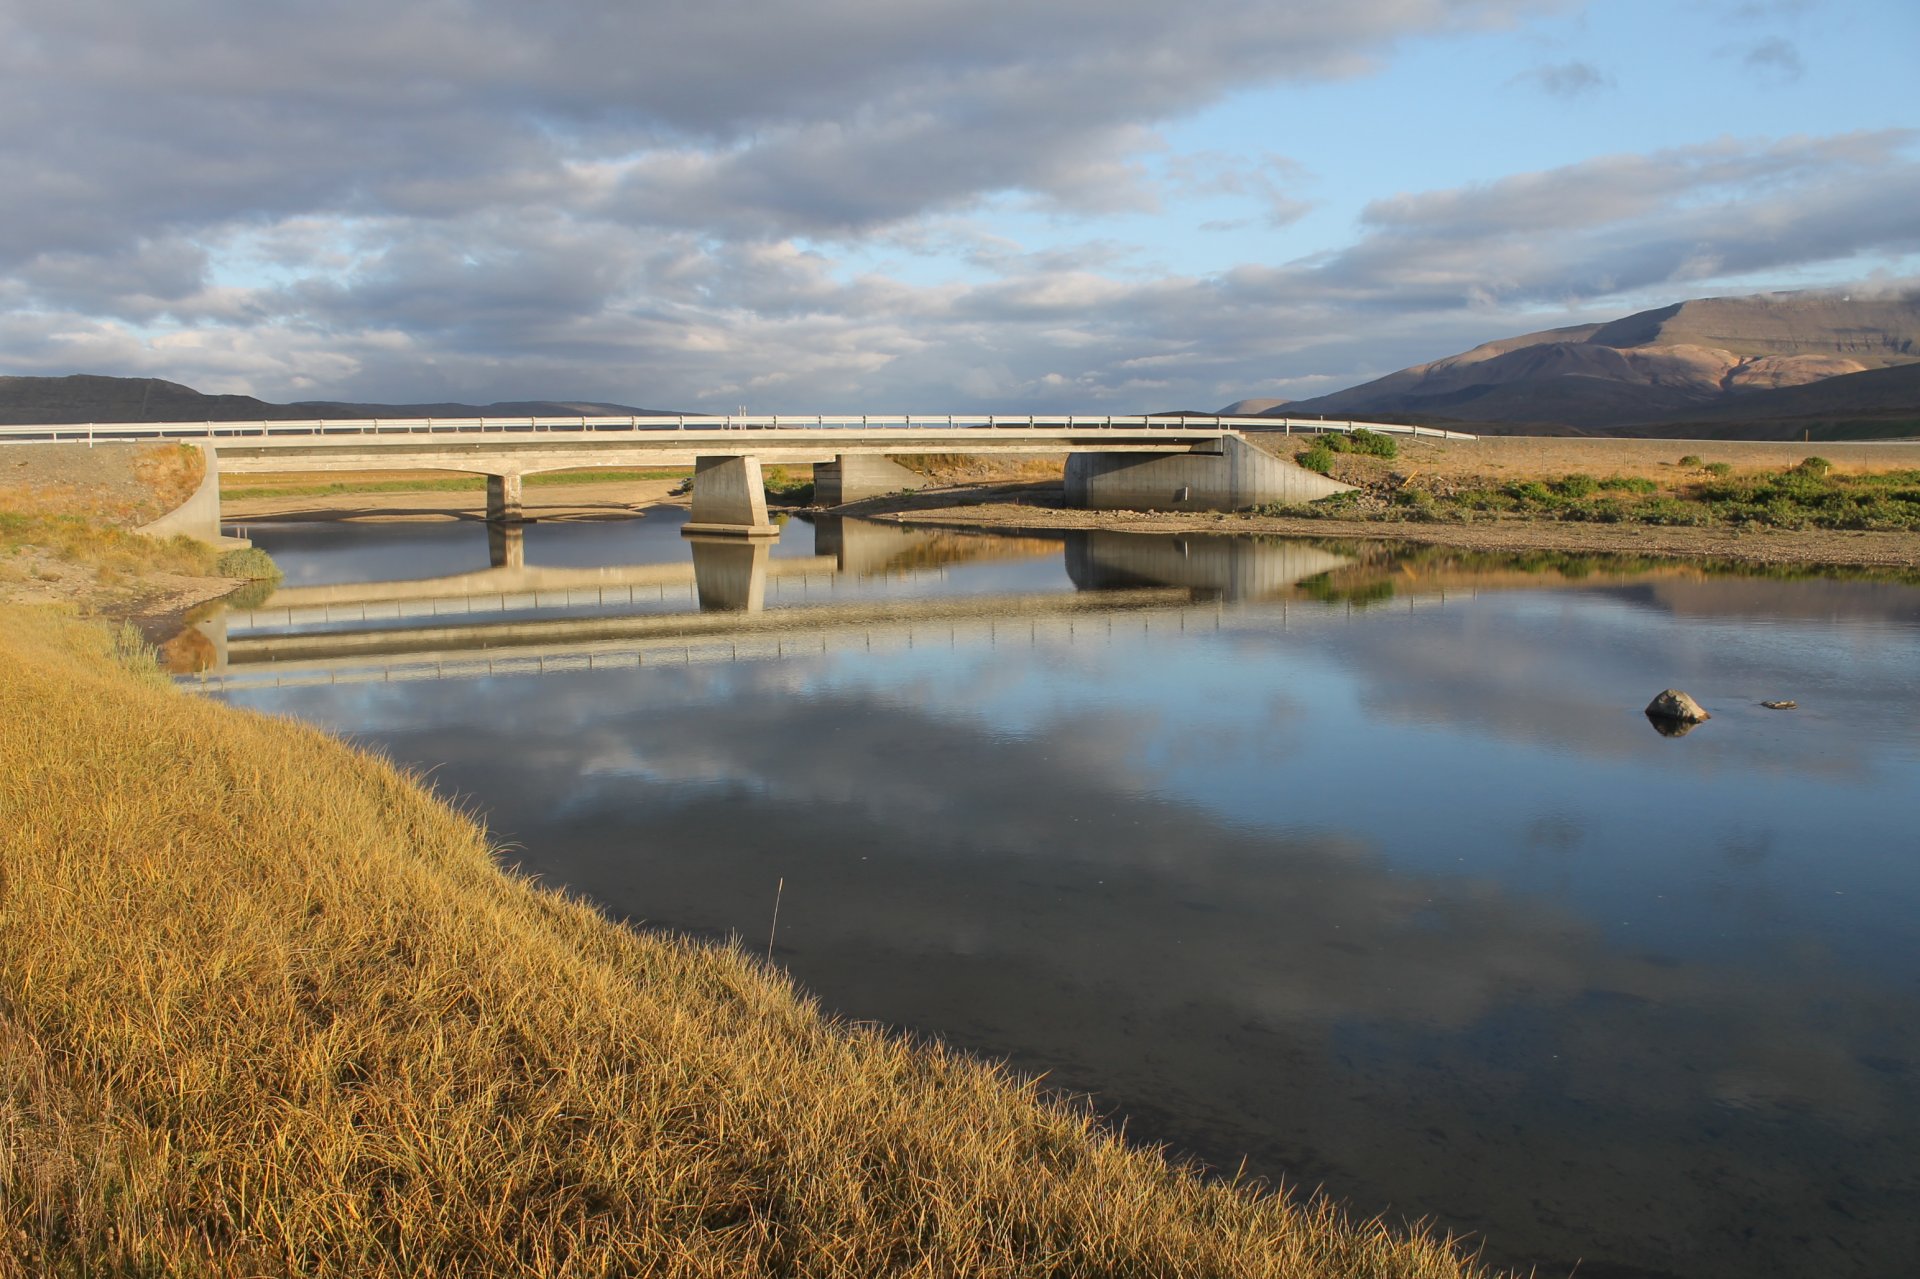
[195,507,1920,1279]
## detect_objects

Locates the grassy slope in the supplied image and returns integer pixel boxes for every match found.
[1,445,279,613]
[0,607,1490,1279]
[1287,439,1920,532]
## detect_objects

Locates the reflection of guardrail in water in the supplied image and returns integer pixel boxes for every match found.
[230,566,992,630]
[0,414,1476,444]
[197,590,1199,689]
[191,584,1483,692]
[231,558,851,629]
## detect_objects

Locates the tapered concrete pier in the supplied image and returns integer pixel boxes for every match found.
[682,455,780,537]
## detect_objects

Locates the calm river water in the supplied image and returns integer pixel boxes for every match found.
[197,508,1920,1279]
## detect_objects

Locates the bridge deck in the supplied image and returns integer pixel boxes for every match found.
[0,413,1474,447]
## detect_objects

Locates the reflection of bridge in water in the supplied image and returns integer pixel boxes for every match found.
[189,521,1357,689]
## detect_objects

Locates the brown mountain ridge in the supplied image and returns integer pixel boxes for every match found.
[1249,291,1920,437]
[0,374,672,426]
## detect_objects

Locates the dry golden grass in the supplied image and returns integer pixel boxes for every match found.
[1,445,277,616]
[0,512,223,578]
[2,443,217,586]
[130,444,208,516]
[0,605,1495,1279]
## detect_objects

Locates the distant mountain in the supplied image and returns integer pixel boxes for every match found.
[1613,361,1920,440]
[1219,398,1290,416]
[1257,292,1920,436]
[0,374,676,426]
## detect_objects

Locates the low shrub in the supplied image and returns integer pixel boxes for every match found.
[1554,474,1598,499]
[1639,497,1706,525]
[1296,442,1335,475]
[1338,428,1399,459]
[216,546,281,581]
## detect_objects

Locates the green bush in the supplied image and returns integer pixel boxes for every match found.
[1339,428,1399,459]
[1702,461,1733,478]
[1678,454,1702,467]
[1598,475,1658,494]
[1587,498,1628,523]
[1506,480,1555,505]
[1640,497,1705,525]
[216,547,281,582]
[1793,456,1833,477]
[1296,442,1335,475]
[1554,474,1598,499]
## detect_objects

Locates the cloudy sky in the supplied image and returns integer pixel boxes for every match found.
[2,0,1915,411]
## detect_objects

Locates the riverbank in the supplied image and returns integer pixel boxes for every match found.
[0,442,275,634]
[0,603,1494,1278]
[862,494,1920,569]
[843,434,1920,569]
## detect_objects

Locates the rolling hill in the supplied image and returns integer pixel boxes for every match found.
[0,374,674,426]
[1250,292,1920,437]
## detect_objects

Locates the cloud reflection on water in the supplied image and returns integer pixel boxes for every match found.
[220,533,1920,1279]
[266,651,1920,1279]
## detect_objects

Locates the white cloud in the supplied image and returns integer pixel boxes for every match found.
[0,1,1913,411]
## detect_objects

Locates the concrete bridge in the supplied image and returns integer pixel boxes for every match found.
[0,413,1472,539]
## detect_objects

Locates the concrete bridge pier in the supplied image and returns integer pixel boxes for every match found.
[688,536,770,611]
[485,472,525,524]
[682,455,780,537]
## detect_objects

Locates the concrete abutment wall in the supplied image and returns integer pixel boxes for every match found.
[1065,435,1352,511]
[135,443,249,548]
[814,454,923,506]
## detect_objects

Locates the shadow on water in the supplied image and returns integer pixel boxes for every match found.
[184,513,1920,1279]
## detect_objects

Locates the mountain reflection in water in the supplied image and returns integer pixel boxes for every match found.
[200,513,1920,1279]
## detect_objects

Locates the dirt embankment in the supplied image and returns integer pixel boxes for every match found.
[0,442,242,629]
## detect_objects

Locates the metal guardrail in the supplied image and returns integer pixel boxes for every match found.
[0,414,1476,443]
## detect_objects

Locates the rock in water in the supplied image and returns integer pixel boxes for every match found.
[1646,689,1710,723]
[1761,699,1797,710]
